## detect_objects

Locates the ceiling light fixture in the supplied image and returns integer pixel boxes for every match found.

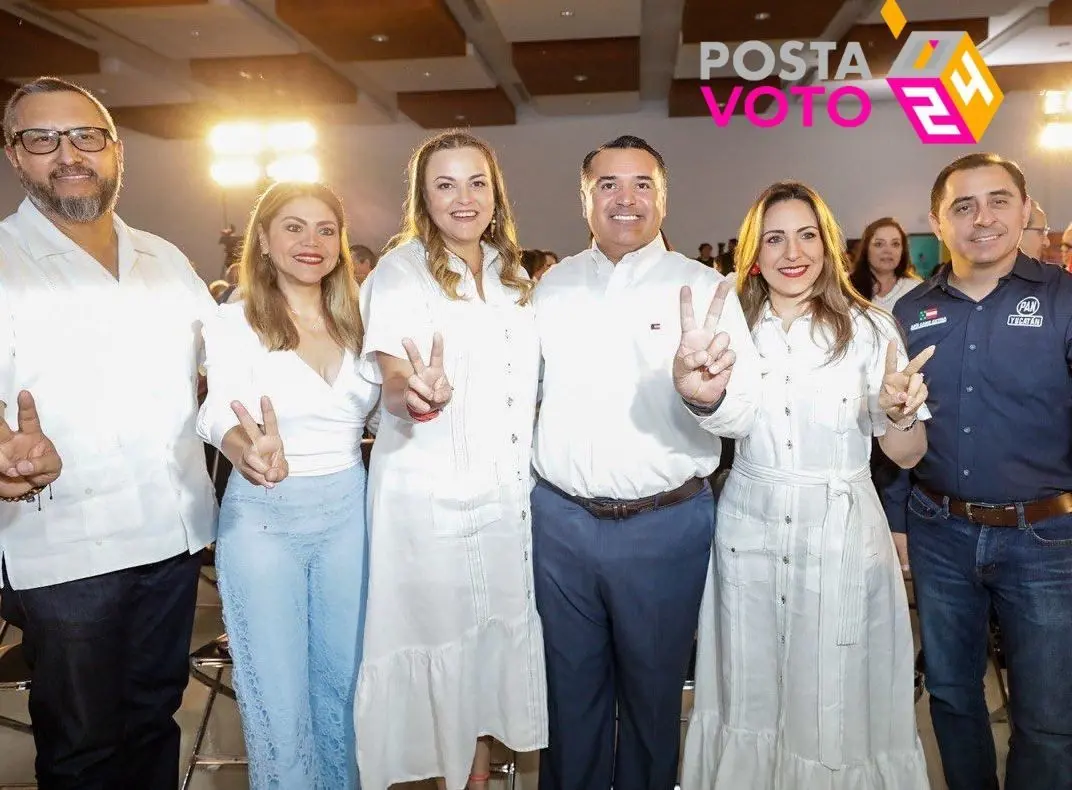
[560,10,574,17]
[574,74,588,82]
[423,71,432,77]
[371,33,389,43]
[754,11,771,20]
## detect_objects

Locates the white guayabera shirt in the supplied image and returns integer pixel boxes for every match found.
[532,234,762,500]
[0,199,218,589]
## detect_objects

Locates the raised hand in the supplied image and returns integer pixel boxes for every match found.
[880,341,935,424]
[401,332,452,416]
[0,390,62,493]
[231,396,288,488]
[674,282,737,408]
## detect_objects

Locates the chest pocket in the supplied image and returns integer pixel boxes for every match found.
[987,312,1067,401]
[9,285,145,544]
[809,365,866,434]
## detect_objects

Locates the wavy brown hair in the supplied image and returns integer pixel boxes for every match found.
[735,181,875,362]
[848,216,916,298]
[238,181,363,352]
[384,130,533,304]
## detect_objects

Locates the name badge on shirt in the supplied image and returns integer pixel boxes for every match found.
[1007,296,1044,328]
[910,305,947,332]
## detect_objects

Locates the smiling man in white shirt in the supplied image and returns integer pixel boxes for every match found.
[0,77,217,790]
[530,135,761,790]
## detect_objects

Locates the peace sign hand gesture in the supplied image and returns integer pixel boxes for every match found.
[401,332,452,416]
[231,396,288,488]
[0,390,62,495]
[674,282,737,408]
[880,341,935,424]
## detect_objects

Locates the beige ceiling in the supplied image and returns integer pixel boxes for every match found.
[0,0,1069,137]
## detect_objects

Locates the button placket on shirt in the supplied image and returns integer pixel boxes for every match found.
[501,320,535,598]
[959,302,983,483]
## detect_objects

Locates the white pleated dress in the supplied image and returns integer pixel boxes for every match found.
[354,240,548,790]
[681,306,931,790]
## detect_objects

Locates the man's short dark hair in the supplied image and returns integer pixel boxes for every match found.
[930,152,1027,217]
[3,76,117,146]
[580,135,668,187]
[349,244,377,264]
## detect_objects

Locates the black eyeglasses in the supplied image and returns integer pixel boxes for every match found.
[9,127,114,155]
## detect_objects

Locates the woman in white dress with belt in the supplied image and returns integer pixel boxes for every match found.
[354,131,547,790]
[682,181,933,789]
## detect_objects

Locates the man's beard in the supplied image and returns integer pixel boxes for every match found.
[18,163,121,223]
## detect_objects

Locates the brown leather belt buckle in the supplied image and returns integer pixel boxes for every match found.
[576,477,705,520]
[963,502,1018,527]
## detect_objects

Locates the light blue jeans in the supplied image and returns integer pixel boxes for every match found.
[216,464,368,790]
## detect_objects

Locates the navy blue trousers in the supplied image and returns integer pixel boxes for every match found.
[1,551,201,790]
[531,479,715,790]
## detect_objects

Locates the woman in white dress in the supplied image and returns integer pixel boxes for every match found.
[682,181,933,789]
[354,131,547,790]
[849,218,922,312]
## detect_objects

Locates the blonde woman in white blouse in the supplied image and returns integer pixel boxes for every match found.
[197,182,377,790]
[682,182,933,789]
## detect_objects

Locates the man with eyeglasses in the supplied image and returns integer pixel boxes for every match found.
[1020,199,1050,261]
[0,77,217,789]
[1060,222,1072,272]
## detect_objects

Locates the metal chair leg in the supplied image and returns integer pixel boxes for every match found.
[181,666,223,790]
[0,713,32,735]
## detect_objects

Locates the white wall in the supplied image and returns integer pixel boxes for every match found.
[2,90,1070,283]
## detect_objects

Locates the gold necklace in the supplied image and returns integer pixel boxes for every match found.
[288,307,324,332]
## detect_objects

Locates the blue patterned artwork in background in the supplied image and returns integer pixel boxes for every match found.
[908,234,943,278]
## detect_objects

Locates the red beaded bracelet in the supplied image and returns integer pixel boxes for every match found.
[407,405,440,422]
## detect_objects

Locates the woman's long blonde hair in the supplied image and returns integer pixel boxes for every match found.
[384,130,533,304]
[238,181,363,352]
[735,180,874,361]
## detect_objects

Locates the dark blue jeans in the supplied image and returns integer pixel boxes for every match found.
[0,550,201,790]
[531,479,715,790]
[905,486,1072,790]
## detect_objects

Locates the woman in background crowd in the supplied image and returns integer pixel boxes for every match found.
[848,217,921,311]
[521,248,557,281]
[849,217,923,570]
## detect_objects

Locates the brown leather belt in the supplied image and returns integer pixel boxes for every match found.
[541,476,707,520]
[920,487,1072,527]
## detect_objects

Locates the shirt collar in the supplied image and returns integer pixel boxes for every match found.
[588,233,667,274]
[443,240,500,276]
[16,197,153,263]
[758,299,812,325]
[918,251,1045,298]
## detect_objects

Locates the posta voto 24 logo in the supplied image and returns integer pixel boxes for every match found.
[697,0,1003,144]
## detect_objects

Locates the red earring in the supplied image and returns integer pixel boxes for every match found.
[749,263,760,276]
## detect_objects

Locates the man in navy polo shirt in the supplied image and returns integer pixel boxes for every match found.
[893,152,1072,790]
